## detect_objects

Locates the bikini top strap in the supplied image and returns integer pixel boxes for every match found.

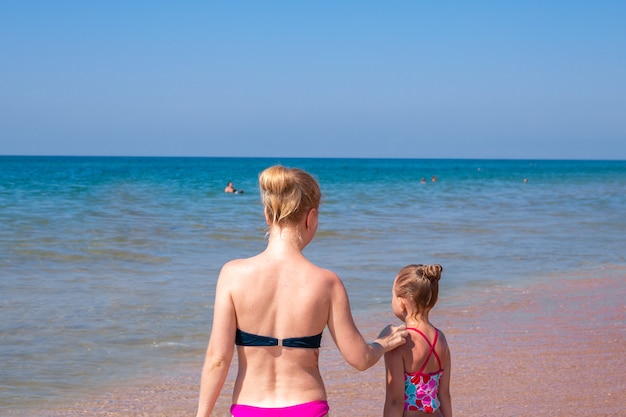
[407,327,442,373]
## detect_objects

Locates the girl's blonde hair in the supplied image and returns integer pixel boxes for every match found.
[259,165,321,225]
[394,264,443,316]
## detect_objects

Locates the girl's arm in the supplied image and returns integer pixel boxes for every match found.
[195,266,237,417]
[326,274,407,371]
[383,348,405,417]
[438,345,452,417]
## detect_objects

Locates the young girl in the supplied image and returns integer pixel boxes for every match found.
[384,264,452,417]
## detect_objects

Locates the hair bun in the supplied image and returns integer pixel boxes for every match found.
[424,264,443,281]
[259,165,321,225]
[259,165,295,194]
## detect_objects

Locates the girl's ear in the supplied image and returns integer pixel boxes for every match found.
[306,208,317,230]
[398,296,408,317]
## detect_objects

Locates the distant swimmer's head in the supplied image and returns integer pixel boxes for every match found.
[259,165,321,226]
[393,264,443,319]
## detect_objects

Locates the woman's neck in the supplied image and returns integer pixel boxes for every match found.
[266,226,303,252]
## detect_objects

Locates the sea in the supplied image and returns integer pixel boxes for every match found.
[1,156,625,414]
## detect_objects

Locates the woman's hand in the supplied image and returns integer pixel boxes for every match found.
[375,324,408,352]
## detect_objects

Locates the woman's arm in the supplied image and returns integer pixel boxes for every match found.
[438,344,452,417]
[383,348,405,417]
[326,274,407,371]
[195,266,237,417]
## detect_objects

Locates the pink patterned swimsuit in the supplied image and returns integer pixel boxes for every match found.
[404,327,443,414]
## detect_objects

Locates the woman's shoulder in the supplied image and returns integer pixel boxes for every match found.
[222,252,265,268]
[220,257,248,272]
[217,257,259,282]
[308,264,342,286]
[311,261,339,276]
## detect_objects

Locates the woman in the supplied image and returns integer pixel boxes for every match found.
[196,165,408,417]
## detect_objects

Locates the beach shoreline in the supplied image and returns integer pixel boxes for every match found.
[12,267,626,417]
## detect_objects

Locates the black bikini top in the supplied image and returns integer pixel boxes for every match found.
[235,328,322,349]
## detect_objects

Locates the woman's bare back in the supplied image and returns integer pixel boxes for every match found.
[224,251,336,406]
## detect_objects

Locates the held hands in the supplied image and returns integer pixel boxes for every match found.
[375,324,408,352]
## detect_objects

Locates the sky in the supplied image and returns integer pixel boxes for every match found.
[1,1,625,159]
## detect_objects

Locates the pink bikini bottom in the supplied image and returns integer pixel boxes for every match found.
[230,400,329,417]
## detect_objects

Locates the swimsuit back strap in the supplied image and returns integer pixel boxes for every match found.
[430,330,442,369]
[407,327,441,372]
[235,329,278,346]
[282,332,322,348]
[235,328,322,348]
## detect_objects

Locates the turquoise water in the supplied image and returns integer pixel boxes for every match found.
[1,156,625,412]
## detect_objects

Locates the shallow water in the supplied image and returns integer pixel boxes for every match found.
[1,156,625,413]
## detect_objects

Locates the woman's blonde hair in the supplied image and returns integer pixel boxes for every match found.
[259,165,321,225]
[394,264,443,316]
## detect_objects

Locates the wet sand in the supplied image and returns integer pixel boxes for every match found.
[32,268,625,416]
